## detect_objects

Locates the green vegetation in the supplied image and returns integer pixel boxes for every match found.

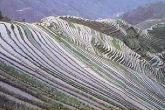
[0,62,89,109]
[116,19,124,26]
[0,11,11,21]
[112,38,121,50]
[0,94,28,110]
[77,26,81,34]
[99,33,105,40]
[67,21,76,28]
[22,25,40,47]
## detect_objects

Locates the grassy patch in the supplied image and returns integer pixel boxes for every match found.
[67,21,76,28]
[0,62,88,109]
[112,39,121,50]
[0,94,27,110]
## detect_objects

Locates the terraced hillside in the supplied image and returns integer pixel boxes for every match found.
[136,18,165,30]
[0,16,165,109]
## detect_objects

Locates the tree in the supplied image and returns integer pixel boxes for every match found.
[0,11,3,20]
[22,19,25,22]
[0,11,10,21]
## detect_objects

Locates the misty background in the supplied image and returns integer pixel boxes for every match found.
[0,0,165,22]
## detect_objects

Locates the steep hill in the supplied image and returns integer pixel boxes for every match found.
[0,16,165,109]
[0,0,165,22]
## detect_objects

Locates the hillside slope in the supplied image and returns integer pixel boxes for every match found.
[0,16,165,109]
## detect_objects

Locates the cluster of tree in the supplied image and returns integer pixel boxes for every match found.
[0,11,26,22]
[0,11,11,21]
[0,11,4,20]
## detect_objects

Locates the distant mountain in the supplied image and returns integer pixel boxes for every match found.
[121,1,165,24]
[0,0,165,22]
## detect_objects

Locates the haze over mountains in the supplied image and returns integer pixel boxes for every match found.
[0,0,165,22]
[121,1,165,24]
